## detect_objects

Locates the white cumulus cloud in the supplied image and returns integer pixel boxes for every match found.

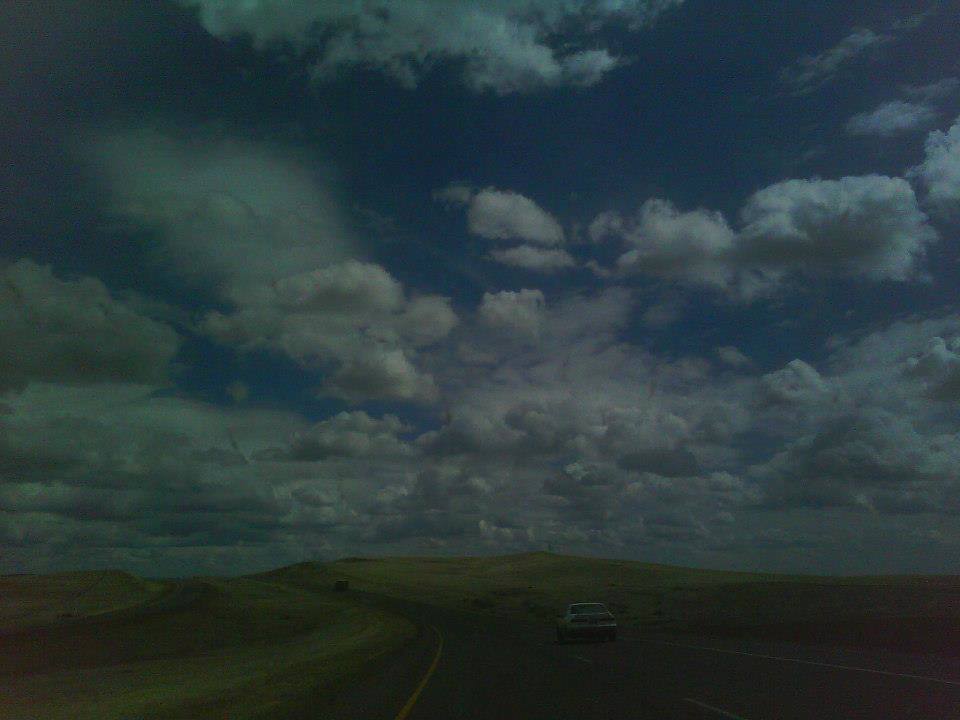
[467,188,564,245]
[737,175,936,282]
[204,260,453,404]
[593,175,936,297]
[478,289,546,338]
[910,116,960,211]
[613,199,737,289]
[180,0,682,94]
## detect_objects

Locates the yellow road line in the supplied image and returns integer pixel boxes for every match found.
[394,624,444,720]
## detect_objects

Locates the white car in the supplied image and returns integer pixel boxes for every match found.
[556,602,617,642]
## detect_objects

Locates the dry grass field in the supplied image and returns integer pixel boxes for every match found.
[4,552,960,719]
[321,552,960,656]
[0,571,413,720]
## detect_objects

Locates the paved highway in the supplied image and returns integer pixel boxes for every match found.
[324,592,960,720]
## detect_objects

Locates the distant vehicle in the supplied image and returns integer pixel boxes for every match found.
[333,579,349,592]
[556,602,617,642]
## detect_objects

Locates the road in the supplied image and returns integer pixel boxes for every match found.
[324,592,960,720]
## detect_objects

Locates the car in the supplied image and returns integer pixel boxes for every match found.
[556,602,617,642]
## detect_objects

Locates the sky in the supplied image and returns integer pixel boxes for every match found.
[2,0,960,577]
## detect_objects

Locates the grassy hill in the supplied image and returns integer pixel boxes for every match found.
[0,572,414,720]
[319,551,960,656]
[0,570,164,632]
[4,552,960,719]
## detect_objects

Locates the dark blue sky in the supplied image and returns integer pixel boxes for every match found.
[2,0,960,575]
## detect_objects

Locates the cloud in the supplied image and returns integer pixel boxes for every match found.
[0,382,307,570]
[465,188,564,245]
[88,128,355,297]
[825,313,960,396]
[398,296,460,347]
[909,116,960,211]
[479,518,524,544]
[9,276,960,571]
[226,381,249,403]
[594,175,935,296]
[780,28,889,95]
[478,289,546,338]
[204,261,451,404]
[588,210,626,243]
[617,447,699,477]
[90,128,457,406]
[440,185,570,269]
[179,0,682,94]
[0,260,179,391]
[736,175,935,282]
[273,261,404,313]
[904,336,960,401]
[287,411,412,460]
[0,378,509,571]
[425,303,960,547]
[759,359,834,406]
[845,76,959,138]
[432,182,475,205]
[902,77,960,103]
[716,346,750,368]
[489,245,576,272]
[362,465,492,543]
[640,298,684,327]
[611,199,737,289]
[558,49,620,87]
[754,409,960,512]
[421,289,729,468]
[325,347,440,403]
[846,100,937,136]
[739,314,960,516]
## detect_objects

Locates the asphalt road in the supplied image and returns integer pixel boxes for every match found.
[324,592,960,720]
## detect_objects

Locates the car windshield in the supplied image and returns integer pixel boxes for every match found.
[571,604,607,614]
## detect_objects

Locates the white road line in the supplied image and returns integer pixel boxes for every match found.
[683,697,752,720]
[647,638,960,687]
[570,654,592,663]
